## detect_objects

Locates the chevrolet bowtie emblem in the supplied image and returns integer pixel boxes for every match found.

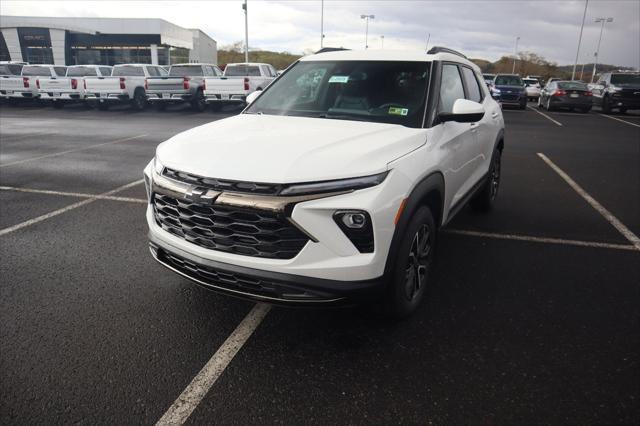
[185,187,221,204]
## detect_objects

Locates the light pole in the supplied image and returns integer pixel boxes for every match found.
[512,36,520,74]
[381,35,384,49]
[243,0,249,63]
[580,62,586,81]
[572,0,589,81]
[591,17,613,83]
[360,14,375,49]
[425,33,430,51]
[320,0,324,49]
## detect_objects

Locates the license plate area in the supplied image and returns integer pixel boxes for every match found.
[570,93,579,98]
[220,94,230,100]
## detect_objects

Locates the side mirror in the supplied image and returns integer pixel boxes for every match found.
[439,99,485,124]
[246,90,262,105]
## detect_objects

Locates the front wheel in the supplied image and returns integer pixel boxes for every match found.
[383,206,436,319]
[471,147,501,211]
[537,97,544,109]
[601,96,612,114]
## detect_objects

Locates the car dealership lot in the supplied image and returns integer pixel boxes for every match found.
[0,103,638,424]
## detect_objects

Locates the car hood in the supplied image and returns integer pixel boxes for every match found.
[156,114,426,183]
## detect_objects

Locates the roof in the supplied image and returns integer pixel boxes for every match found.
[301,49,479,71]
[170,63,219,67]
[226,62,273,66]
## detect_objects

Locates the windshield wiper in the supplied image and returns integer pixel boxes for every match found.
[316,113,370,122]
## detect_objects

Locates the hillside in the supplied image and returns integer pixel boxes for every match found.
[217,49,301,70]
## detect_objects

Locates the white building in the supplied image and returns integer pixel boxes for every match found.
[0,16,217,65]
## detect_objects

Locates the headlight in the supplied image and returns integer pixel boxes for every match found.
[279,171,388,196]
[609,85,622,92]
[491,88,501,95]
[153,156,164,175]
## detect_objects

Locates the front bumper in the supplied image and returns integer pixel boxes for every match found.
[609,95,640,109]
[144,162,411,300]
[149,238,383,305]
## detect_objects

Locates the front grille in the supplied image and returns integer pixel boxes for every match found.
[501,94,519,101]
[157,249,336,301]
[153,193,309,259]
[163,168,283,195]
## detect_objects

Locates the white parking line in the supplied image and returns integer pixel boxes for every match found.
[538,153,640,251]
[597,113,640,128]
[0,185,146,204]
[526,105,563,126]
[156,303,271,426]
[0,134,148,168]
[444,229,637,252]
[0,180,143,237]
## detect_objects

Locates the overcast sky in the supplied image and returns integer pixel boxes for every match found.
[2,0,639,67]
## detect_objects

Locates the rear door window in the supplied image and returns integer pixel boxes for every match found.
[439,64,465,113]
[461,67,482,103]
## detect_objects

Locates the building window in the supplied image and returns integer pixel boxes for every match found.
[17,27,53,64]
[0,33,10,61]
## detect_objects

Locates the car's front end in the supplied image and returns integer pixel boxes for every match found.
[606,74,640,111]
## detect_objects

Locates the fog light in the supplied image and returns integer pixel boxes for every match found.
[342,212,367,229]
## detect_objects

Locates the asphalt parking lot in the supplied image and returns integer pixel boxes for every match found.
[1,101,639,424]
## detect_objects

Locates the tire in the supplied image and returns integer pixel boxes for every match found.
[471,147,502,212]
[579,107,591,113]
[383,206,436,319]
[97,101,109,111]
[191,89,206,112]
[519,101,526,110]
[601,96,612,114]
[619,107,627,114]
[131,89,146,111]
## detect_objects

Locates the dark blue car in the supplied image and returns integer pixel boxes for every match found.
[490,74,527,109]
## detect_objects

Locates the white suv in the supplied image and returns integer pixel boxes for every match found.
[144,47,505,317]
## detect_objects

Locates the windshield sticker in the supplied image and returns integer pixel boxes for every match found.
[388,107,409,116]
[328,75,349,83]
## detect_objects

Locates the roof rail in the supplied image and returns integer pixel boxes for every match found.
[427,46,467,59]
[315,47,350,54]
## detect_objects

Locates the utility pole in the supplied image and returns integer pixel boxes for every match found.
[512,36,520,74]
[360,14,374,49]
[320,0,324,49]
[572,0,589,81]
[591,17,613,83]
[243,0,249,63]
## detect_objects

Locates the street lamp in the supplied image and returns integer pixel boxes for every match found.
[591,17,613,83]
[572,0,589,81]
[320,0,324,49]
[360,14,375,49]
[512,36,520,74]
[242,0,249,63]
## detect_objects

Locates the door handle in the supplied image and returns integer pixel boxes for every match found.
[491,112,499,119]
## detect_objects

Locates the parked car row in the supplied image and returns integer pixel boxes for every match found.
[0,61,278,111]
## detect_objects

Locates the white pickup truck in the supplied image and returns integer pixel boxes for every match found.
[38,65,113,107]
[203,62,276,109]
[84,64,167,110]
[1,64,66,101]
[0,62,26,100]
[146,63,223,112]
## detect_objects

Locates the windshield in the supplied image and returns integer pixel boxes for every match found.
[0,64,23,75]
[169,66,203,76]
[21,66,51,77]
[66,66,97,77]
[558,81,588,90]
[245,60,430,128]
[225,65,261,76]
[112,66,144,76]
[494,75,523,86]
[610,74,640,85]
